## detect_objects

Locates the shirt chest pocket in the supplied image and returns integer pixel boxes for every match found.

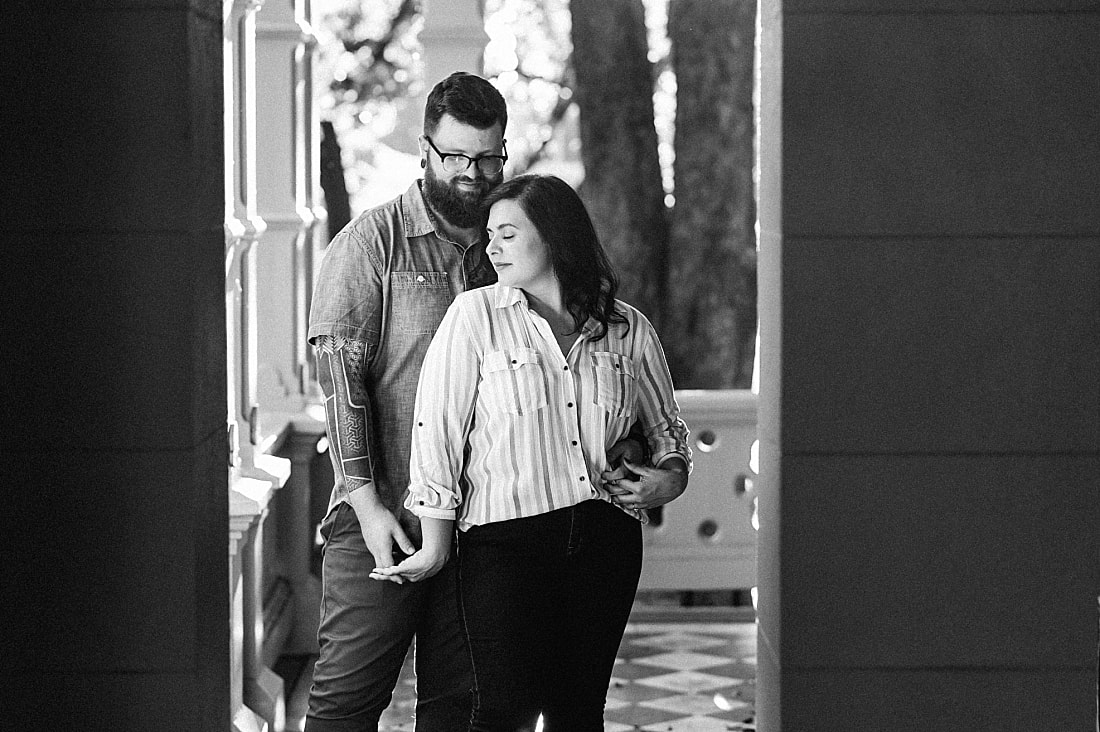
[591,351,638,416]
[391,271,452,335]
[480,349,548,416]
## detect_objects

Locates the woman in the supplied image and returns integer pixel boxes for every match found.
[375,174,691,731]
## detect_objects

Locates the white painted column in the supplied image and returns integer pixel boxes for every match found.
[225,0,293,729]
[256,0,326,420]
[253,0,328,667]
[225,0,266,473]
[383,0,491,154]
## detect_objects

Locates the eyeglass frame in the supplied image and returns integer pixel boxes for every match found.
[423,135,508,176]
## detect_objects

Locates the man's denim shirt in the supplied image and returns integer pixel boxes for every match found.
[308,180,496,538]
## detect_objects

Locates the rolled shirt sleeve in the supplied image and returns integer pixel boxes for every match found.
[404,301,480,520]
[634,323,692,473]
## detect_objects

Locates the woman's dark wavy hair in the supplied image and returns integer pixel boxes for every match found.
[481,174,628,340]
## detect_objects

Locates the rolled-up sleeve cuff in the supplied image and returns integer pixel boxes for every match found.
[306,321,378,347]
[653,448,693,474]
[403,486,458,520]
[408,502,456,521]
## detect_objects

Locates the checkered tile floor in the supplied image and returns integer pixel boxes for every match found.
[376,616,757,731]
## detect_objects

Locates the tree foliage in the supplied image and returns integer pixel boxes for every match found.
[483,0,576,172]
[317,0,422,133]
[484,0,758,387]
[317,0,758,388]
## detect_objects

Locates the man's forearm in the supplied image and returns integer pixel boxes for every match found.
[315,335,379,499]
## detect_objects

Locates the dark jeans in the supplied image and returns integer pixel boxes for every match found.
[457,498,643,732]
[305,501,472,732]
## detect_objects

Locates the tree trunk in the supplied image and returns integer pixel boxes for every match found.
[570,0,669,327]
[320,120,351,243]
[666,0,757,388]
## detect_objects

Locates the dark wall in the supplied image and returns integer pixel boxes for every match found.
[2,4,230,728]
[756,1,1100,728]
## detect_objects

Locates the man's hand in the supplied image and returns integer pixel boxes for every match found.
[348,492,416,580]
[603,437,645,484]
[370,515,453,584]
[604,457,687,512]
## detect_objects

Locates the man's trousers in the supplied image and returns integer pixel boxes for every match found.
[305,501,472,732]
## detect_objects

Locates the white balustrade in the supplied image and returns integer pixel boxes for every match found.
[639,389,758,591]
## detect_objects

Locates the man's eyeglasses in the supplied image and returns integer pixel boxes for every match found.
[424,135,508,176]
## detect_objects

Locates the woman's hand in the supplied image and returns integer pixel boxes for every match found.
[603,457,687,512]
[370,546,450,584]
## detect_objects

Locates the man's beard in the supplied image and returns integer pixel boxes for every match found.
[423,165,498,229]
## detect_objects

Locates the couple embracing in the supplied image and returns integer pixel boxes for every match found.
[306,71,691,732]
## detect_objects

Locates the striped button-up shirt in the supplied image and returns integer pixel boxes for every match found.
[405,284,691,531]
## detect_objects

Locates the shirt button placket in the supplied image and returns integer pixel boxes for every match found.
[561,359,586,490]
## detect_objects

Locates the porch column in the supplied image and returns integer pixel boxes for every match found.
[2,3,230,729]
[253,0,328,663]
[256,0,326,419]
[756,0,1100,729]
[224,0,294,728]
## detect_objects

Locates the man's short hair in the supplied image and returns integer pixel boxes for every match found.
[424,72,507,136]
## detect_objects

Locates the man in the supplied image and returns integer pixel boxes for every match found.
[304,72,507,731]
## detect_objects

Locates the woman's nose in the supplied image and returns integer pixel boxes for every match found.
[486,235,501,254]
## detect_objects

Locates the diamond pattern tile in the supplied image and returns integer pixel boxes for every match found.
[628,632,731,652]
[607,679,680,704]
[372,616,757,732]
[641,692,751,716]
[611,660,670,681]
[633,651,730,671]
[636,670,741,695]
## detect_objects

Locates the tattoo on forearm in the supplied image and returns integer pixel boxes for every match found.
[315,335,367,403]
[343,407,365,451]
[315,335,374,486]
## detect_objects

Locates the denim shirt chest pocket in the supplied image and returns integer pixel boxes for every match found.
[480,348,548,416]
[591,351,638,416]
[390,271,452,335]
